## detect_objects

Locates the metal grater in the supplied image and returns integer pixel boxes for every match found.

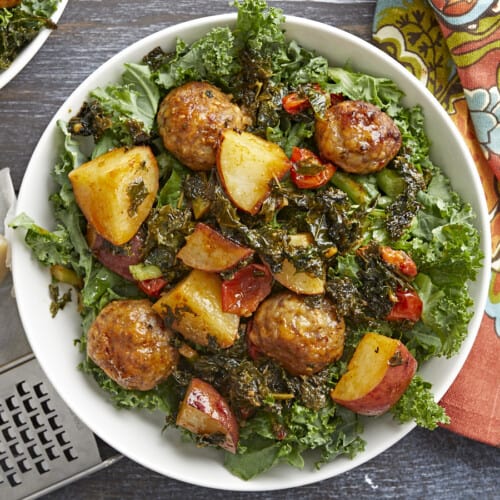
[1,274,121,500]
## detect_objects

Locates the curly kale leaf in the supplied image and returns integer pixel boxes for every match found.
[233,0,286,66]
[150,27,238,92]
[390,376,450,430]
[398,168,482,359]
[8,213,76,268]
[327,66,404,116]
[80,358,179,413]
[225,402,364,480]
[9,121,91,278]
[143,205,193,281]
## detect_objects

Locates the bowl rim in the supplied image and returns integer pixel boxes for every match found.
[10,12,491,491]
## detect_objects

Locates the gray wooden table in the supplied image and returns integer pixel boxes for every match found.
[1,1,498,498]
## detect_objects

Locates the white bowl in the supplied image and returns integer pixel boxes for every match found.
[11,14,491,491]
[0,0,68,90]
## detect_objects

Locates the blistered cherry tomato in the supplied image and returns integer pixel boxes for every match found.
[282,92,311,114]
[282,85,344,115]
[137,277,168,298]
[290,147,336,189]
[221,264,273,317]
[386,288,423,322]
[380,246,418,278]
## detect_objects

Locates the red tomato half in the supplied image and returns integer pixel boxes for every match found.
[281,85,344,115]
[290,147,336,189]
[221,264,273,317]
[137,277,168,298]
[386,289,423,322]
[380,246,418,278]
[282,92,310,114]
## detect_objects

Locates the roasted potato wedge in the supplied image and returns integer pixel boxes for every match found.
[69,146,159,245]
[272,233,325,295]
[330,332,417,416]
[153,269,239,348]
[176,378,239,454]
[177,223,253,272]
[216,129,291,215]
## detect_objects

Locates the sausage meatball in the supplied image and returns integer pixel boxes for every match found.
[157,81,250,171]
[87,299,179,391]
[247,292,345,376]
[315,100,402,175]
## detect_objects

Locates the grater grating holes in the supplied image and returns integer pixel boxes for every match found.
[16,382,29,397]
[38,429,50,445]
[32,382,48,399]
[19,427,33,444]
[0,378,81,487]
[0,357,104,498]
[17,457,31,473]
[12,411,25,427]
[6,395,18,412]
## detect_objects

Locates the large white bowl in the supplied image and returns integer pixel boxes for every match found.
[11,14,491,491]
[0,0,68,89]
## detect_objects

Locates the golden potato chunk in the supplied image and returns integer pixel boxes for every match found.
[330,332,417,416]
[153,269,239,348]
[69,146,159,245]
[177,223,253,272]
[272,233,325,295]
[217,129,291,215]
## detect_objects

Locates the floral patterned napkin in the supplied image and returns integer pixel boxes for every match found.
[373,0,500,446]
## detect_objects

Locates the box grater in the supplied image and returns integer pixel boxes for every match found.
[1,273,122,500]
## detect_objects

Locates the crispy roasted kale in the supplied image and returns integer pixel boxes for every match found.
[143,204,193,282]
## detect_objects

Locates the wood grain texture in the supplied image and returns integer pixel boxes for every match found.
[1,1,498,498]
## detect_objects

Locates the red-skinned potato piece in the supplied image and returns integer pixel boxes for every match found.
[216,129,291,215]
[330,332,417,416]
[176,378,239,454]
[177,223,253,272]
[221,263,273,317]
[86,225,145,281]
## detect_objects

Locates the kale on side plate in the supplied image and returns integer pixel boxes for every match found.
[0,0,60,70]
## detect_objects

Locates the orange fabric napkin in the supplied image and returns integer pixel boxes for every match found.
[373,0,500,446]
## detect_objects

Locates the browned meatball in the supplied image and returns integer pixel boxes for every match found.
[87,299,179,391]
[247,292,345,376]
[315,100,402,175]
[157,81,250,171]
